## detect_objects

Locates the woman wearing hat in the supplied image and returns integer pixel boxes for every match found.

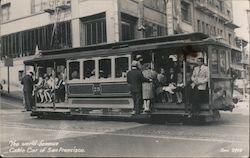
[127,61,150,115]
[132,54,143,70]
[142,63,156,113]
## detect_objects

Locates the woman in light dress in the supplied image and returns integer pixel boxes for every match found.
[142,63,156,113]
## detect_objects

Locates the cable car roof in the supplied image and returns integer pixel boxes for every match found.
[23,32,228,66]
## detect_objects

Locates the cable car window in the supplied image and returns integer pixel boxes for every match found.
[211,49,219,74]
[219,50,227,75]
[83,60,95,80]
[69,61,80,80]
[115,57,129,78]
[99,59,111,79]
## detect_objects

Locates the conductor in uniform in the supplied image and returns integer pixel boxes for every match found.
[127,61,151,115]
[21,71,38,111]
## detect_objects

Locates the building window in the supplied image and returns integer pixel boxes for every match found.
[206,24,209,35]
[1,21,72,58]
[231,51,242,64]
[31,0,71,14]
[2,3,11,22]
[121,13,136,41]
[218,0,223,12]
[145,22,164,38]
[213,26,216,36]
[197,20,201,32]
[217,28,220,36]
[81,13,107,46]
[121,21,134,41]
[202,21,205,33]
[211,49,219,74]
[181,1,192,23]
[144,0,166,13]
[228,33,232,45]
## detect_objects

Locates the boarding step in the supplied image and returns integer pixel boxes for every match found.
[154,103,210,110]
[151,110,213,116]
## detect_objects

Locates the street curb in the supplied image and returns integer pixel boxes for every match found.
[0,90,23,101]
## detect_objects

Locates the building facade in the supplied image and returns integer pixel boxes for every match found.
[0,0,240,91]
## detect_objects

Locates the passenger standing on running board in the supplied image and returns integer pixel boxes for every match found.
[127,61,151,115]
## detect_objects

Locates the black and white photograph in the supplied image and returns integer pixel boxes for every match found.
[0,0,249,157]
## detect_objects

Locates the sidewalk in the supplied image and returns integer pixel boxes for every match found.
[0,84,23,101]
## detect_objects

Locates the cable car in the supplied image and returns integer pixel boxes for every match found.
[24,33,236,122]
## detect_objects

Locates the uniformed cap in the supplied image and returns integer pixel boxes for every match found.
[136,55,142,59]
[169,55,177,61]
[131,60,137,67]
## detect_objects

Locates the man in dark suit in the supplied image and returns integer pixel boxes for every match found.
[127,61,150,115]
[21,71,38,111]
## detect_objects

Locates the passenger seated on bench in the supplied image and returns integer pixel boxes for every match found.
[55,73,65,103]
[157,68,167,103]
[164,67,177,103]
[35,75,45,103]
[51,71,58,101]
[43,75,53,103]
[71,70,79,80]
[175,72,184,104]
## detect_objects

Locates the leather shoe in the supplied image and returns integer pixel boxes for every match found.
[131,111,136,115]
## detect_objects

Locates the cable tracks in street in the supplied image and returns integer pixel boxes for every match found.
[0,123,248,144]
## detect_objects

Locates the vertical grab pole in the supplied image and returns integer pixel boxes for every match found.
[7,66,10,93]
[207,47,212,114]
[183,57,188,113]
[65,61,68,101]
[34,64,38,108]
[53,61,56,110]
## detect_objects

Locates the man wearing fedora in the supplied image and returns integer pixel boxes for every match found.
[127,61,151,115]
[189,56,209,117]
[21,71,38,111]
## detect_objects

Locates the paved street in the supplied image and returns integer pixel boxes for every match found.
[0,96,249,157]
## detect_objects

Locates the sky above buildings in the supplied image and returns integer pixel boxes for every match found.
[233,0,250,52]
